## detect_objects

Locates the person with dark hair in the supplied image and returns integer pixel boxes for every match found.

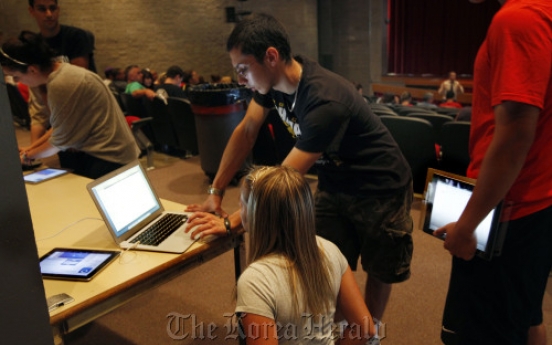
[185,13,413,344]
[26,0,98,166]
[210,74,222,83]
[440,90,463,109]
[182,69,201,90]
[377,92,398,105]
[434,0,552,344]
[125,65,156,100]
[141,69,155,90]
[399,91,413,106]
[103,67,114,84]
[107,67,127,94]
[1,31,139,179]
[232,165,375,344]
[155,65,187,99]
[28,0,96,71]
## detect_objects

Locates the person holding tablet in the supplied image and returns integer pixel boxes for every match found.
[1,31,139,179]
[235,165,375,344]
[434,1,552,344]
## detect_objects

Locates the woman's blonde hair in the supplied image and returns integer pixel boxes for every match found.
[241,166,334,318]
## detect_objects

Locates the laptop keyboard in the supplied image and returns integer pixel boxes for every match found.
[130,213,188,246]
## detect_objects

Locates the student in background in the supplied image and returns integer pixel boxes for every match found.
[439,91,463,109]
[399,91,413,106]
[1,31,139,179]
[155,65,188,99]
[125,65,156,100]
[416,92,438,109]
[26,0,98,170]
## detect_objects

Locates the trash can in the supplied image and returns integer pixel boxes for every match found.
[187,84,253,183]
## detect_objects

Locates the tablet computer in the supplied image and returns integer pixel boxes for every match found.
[39,248,120,281]
[421,169,508,260]
[24,168,69,184]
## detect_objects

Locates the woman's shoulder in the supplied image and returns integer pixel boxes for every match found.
[316,236,340,254]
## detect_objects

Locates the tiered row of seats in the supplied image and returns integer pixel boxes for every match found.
[114,92,199,158]
[370,104,470,194]
[112,90,297,172]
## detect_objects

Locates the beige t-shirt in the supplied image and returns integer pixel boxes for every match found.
[47,63,139,164]
[235,236,348,344]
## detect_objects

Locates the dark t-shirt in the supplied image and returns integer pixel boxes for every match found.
[44,25,97,73]
[254,55,411,195]
[155,83,188,99]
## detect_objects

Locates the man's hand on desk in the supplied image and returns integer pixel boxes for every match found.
[186,194,227,217]
[186,211,229,240]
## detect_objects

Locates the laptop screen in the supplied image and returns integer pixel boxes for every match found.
[422,169,505,259]
[89,163,161,239]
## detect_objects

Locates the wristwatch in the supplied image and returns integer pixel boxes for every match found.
[21,151,30,163]
[207,186,225,197]
[223,217,231,236]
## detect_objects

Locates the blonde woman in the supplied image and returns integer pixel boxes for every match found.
[236,166,375,344]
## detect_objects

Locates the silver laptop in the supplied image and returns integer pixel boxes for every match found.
[421,168,508,260]
[87,161,197,253]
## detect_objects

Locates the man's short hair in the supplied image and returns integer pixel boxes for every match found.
[445,90,455,99]
[423,92,434,102]
[124,64,139,81]
[28,0,57,7]
[226,13,292,64]
[166,65,184,79]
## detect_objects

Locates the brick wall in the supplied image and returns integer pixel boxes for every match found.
[0,0,317,80]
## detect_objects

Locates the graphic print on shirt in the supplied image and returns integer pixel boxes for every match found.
[273,100,301,139]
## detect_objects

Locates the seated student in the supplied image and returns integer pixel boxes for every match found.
[141,68,155,90]
[439,90,463,109]
[377,92,399,105]
[108,67,127,94]
[399,91,413,106]
[1,31,140,179]
[416,92,438,109]
[455,106,472,122]
[103,66,115,86]
[155,65,188,99]
[220,166,376,344]
[124,64,156,100]
[182,69,201,91]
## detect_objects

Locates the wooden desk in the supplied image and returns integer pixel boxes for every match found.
[26,173,244,344]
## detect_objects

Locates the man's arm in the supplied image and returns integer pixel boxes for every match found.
[212,99,268,189]
[131,88,156,100]
[438,82,446,96]
[435,101,540,259]
[456,82,465,95]
[281,147,322,175]
[21,128,53,152]
[186,99,268,216]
